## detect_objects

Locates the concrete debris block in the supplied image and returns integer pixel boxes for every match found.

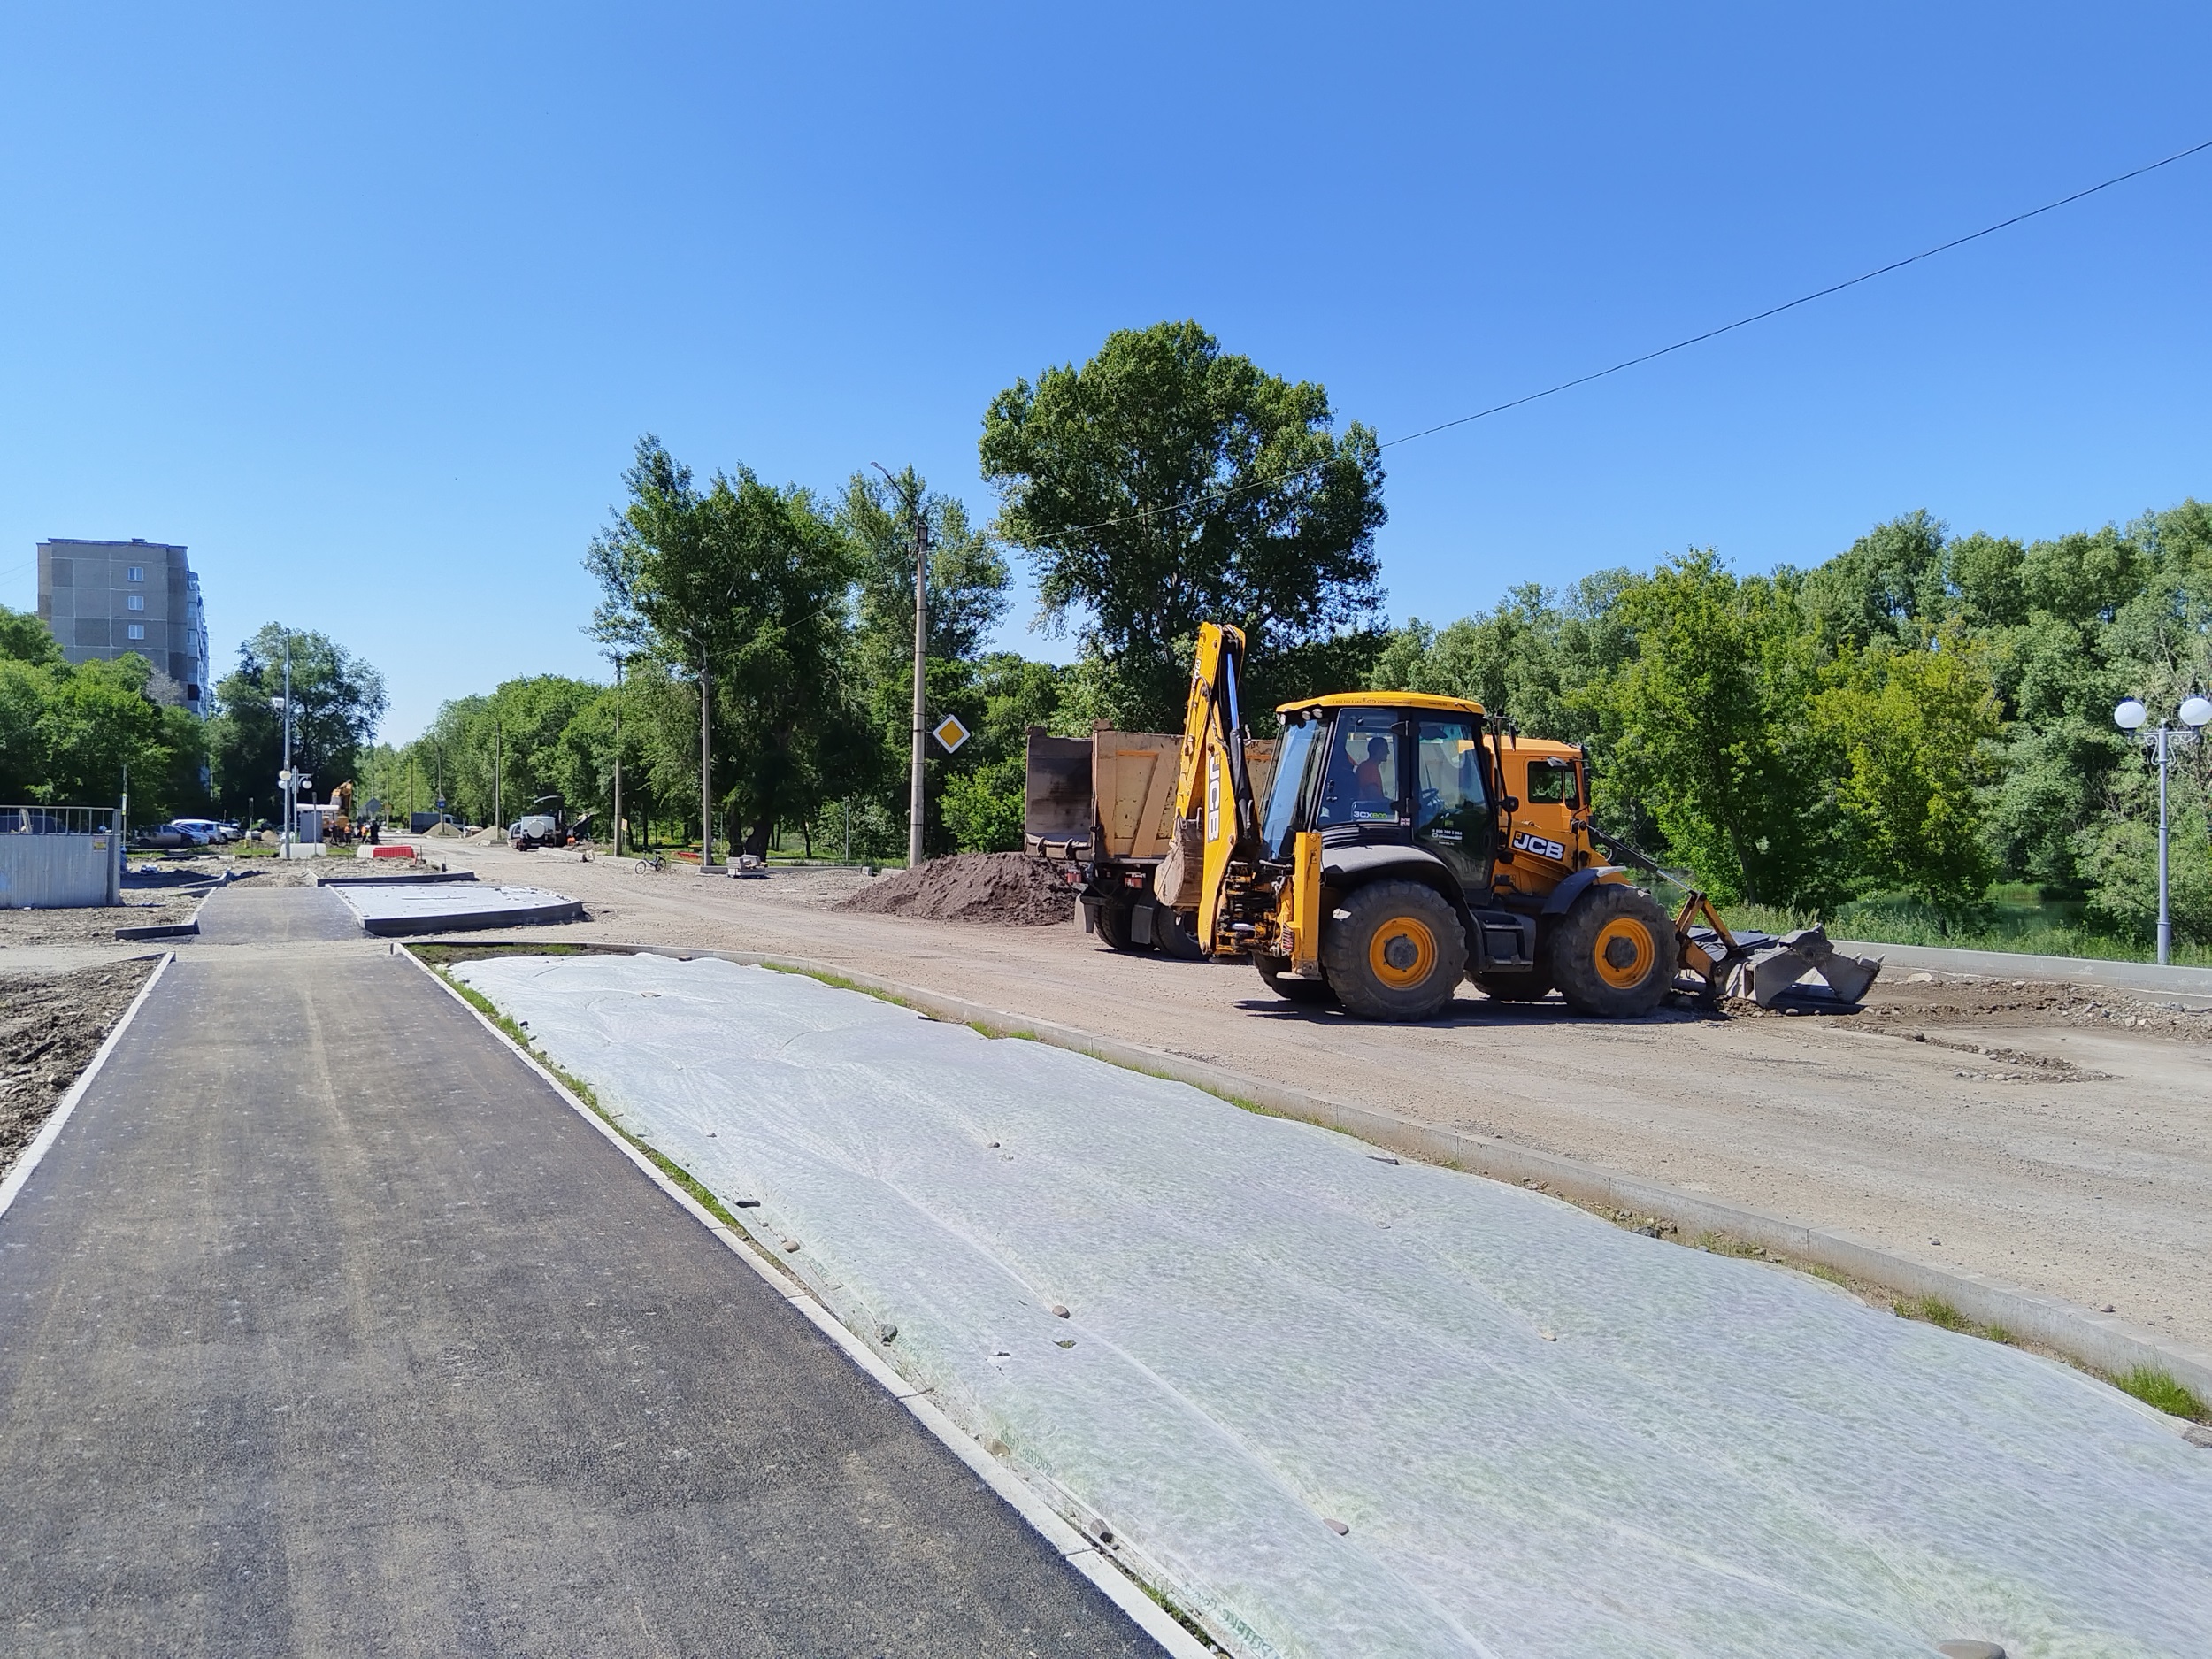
[1050,1304,1071,1318]
[1936,1642,2006,1659]
[1324,1518,1349,1536]
[1907,971,1936,984]
[879,1323,897,1345]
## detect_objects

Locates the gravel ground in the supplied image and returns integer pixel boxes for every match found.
[0,893,203,946]
[230,856,443,887]
[423,841,2212,1352]
[0,957,155,1179]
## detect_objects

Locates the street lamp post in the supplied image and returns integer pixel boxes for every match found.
[269,636,295,853]
[2114,694,2212,965]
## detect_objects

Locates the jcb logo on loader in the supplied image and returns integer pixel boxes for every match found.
[1511,829,1567,862]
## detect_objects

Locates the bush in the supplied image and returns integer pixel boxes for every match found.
[941,763,1025,853]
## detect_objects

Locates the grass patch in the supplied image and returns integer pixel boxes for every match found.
[2115,1366,2208,1422]
[1895,1294,1971,1332]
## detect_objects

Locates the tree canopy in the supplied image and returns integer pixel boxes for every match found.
[207,625,388,818]
[981,319,1386,732]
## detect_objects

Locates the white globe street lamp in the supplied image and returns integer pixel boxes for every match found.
[2116,695,2212,964]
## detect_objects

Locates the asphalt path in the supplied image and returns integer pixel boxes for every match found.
[0,886,1156,1657]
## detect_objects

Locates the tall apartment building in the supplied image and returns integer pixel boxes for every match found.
[35,538,210,716]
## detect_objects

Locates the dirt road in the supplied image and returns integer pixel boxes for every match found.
[436,845,2212,1353]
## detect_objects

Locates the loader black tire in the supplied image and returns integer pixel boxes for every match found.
[1548,882,1674,1018]
[1320,880,1468,1021]
[1256,955,1337,1006]
[1091,901,1149,954]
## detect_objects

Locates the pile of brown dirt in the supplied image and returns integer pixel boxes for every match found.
[1,959,156,1178]
[834,853,1078,926]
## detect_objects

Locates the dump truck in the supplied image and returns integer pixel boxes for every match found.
[1083,621,1877,1020]
[1025,724,1279,956]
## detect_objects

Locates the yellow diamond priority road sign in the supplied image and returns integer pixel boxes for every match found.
[932,714,971,754]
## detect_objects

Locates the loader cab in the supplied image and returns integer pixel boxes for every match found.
[1263,695,1498,898]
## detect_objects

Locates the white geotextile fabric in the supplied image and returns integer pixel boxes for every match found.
[335,883,572,925]
[457,954,2212,1659]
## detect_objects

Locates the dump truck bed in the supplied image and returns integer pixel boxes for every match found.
[1026,726,1277,864]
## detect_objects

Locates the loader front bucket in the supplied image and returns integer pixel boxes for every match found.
[1732,926,1881,1010]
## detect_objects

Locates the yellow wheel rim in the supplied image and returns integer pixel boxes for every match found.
[1593,917,1656,989]
[1369,915,1440,989]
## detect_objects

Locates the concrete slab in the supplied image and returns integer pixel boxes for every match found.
[334,882,583,936]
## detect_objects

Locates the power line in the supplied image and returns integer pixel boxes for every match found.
[1049,135,2212,540]
[1383,134,2212,450]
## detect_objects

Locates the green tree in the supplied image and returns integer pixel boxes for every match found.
[588,436,866,858]
[1815,641,2001,918]
[833,465,1017,852]
[1800,510,1950,651]
[40,656,174,812]
[0,605,64,667]
[980,319,1386,733]
[207,626,388,818]
[1599,553,1847,910]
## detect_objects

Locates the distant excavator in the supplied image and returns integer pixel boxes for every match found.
[1027,622,1877,1020]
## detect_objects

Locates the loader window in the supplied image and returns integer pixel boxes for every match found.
[1414,719,1489,885]
[1316,710,1402,826]
[1261,718,1319,857]
[1525,757,1581,807]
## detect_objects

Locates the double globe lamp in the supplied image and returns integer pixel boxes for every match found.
[2113,693,2212,964]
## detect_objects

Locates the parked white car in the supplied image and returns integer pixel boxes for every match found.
[166,819,224,846]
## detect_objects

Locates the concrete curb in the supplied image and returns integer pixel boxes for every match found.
[114,876,227,941]
[316,870,480,888]
[349,894,585,937]
[114,918,197,941]
[400,945,1213,1659]
[1838,938,2212,1003]
[0,951,174,1221]
[426,937,2212,1409]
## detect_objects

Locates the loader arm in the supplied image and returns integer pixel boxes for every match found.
[1164,623,1261,953]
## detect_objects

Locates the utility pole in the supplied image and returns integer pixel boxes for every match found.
[873,463,929,869]
[612,654,625,856]
[698,653,714,865]
[494,718,503,832]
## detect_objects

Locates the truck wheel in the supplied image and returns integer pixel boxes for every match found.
[1548,883,1674,1018]
[1256,956,1336,1006]
[1154,906,1205,961]
[1320,881,1468,1021]
[1091,901,1150,953]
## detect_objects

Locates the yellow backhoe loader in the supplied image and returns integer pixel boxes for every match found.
[1146,622,1878,1020]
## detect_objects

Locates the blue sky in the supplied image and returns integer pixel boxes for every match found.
[3,4,2207,741]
